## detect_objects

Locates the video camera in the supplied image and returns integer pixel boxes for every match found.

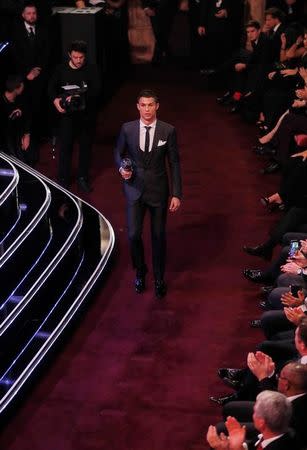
[59,82,88,113]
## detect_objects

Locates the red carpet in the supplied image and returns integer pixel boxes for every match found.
[0,66,282,449]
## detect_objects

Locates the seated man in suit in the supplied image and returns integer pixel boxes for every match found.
[219,362,307,447]
[207,390,302,449]
[210,316,307,406]
[114,89,182,299]
[216,21,272,113]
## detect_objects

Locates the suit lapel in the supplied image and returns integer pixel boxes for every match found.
[152,120,161,151]
[133,120,140,152]
[144,120,161,167]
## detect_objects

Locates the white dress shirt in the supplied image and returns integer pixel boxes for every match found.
[139,119,156,152]
[25,22,35,35]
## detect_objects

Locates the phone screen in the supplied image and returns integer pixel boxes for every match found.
[289,241,300,258]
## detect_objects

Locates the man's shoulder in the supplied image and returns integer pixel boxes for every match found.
[122,120,139,130]
[157,120,175,132]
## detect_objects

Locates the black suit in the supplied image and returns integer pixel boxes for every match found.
[198,0,232,69]
[224,394,307,448]
[248,432,301,449]
[10,20,49,160]
[114,119,182,281]
[10,21,49,79]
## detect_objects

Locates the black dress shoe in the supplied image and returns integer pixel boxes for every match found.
[252,145,276,157]
[155,279,167,299]
[260,197,283,213]
[260,285,274,297]
[250,319,262,328]
[229,102,240,113]
[209,392,239,406]
[77,177,92,193]
[222,376,244,390]
[243,244,273,261]
[260,162,281,175]
[243,269,266,283]
[200,68,216,76]
[216,91,231,104]
[218,368,245,382]
[135,276,146,294]
[259,300,269,310]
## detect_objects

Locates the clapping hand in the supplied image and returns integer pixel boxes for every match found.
[206,425,229,449]
[281,290,303,307]
[284,306,305,325]
[247,351,275,381]
[281,261,301,273]
[225,416,246,450]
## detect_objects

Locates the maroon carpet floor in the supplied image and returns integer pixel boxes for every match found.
[0,66,282,450]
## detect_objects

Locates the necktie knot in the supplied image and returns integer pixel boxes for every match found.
[28,27,35,38]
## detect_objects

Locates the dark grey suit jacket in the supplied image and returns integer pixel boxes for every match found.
[114,119,182,205]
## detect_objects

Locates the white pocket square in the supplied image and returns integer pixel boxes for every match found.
[158,140,166,146]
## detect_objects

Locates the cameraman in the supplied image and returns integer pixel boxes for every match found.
[0,74,31,159]
[48,40,101,192]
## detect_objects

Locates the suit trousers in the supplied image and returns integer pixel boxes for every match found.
[127,197,167,280]
[268,207,307,247]
[58,113,94,183]
[274,113,307,165]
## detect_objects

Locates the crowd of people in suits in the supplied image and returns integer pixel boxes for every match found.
[0,0,127,191]
[204,1,307,449]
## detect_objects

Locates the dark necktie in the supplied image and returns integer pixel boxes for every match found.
[144,126,151,153]
[28,27,35,40]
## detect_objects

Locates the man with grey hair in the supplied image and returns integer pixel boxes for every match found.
[221,362,307,446]
[207,390,302,449]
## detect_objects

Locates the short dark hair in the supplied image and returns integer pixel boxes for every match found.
[68,40,87,55]
[284,362,307,392]
[246,20,261,30]
[22,1,37,11]
[265,7,285,22]
[137,89,159,103]
[5,75,24,92]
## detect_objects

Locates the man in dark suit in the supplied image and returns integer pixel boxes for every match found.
[264,7,286,63]
[197,0,232,70]
[215,21,272,114]
[114,89,182,299]
[220,362,307,447]
[10,1,49,164]
[207,390,302,449]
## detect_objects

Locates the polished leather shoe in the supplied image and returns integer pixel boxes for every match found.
[243,244,273,261]
[252,145,276,157]
[229,103,240,114]
[260,162,281,175]
[260,285,274,297]
[210,392,239,406]
[155,279,167,299]
[243,269,266,283]
[250,319,262,328]
[260,197,283,213]
[222,376,244,390]
[218,368,245,382]
[259,300,269,310]
[135,276,146,294]
[216,91,231,104]
[77,177,92,193]
[200,68,216,76]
